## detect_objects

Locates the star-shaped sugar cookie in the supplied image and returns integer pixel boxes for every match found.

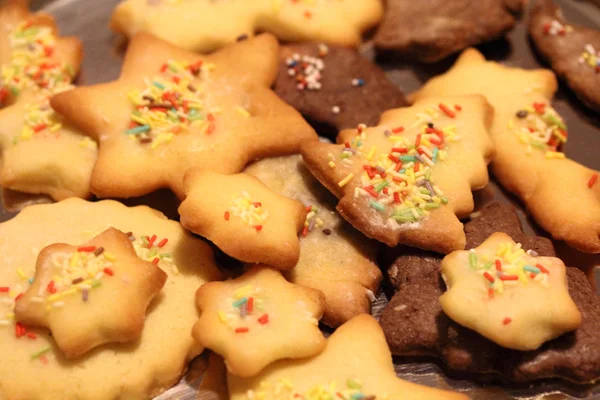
[529,0,600,113]
[50,33,317,199]
[0,1,96,207]
[373,0,523,62]
[110,0,383,53]
[228,314,468,399]
[440,232,581,351]
[14,227,167,359]
[193,266,326,377]
[0,198,223,399]
[301,95,495,254]
[245,154,382,328]
[412,48,600,253]
[179,169,306,270]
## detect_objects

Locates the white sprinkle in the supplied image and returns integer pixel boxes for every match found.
[331,105,340,114]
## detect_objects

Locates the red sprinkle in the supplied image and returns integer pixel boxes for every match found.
[254,225,263,232]
[33,123,47,133]
[26,332,37,339]
[503,317,512,325]
[15,293,23,302]
[388,154,400,163]
[206,122,215,135]
[160,63,168,73]
[247,297,254,314]
[393,192,401,204]
[536,263,550,274]
[363,185,379,198]
[495,259,502,271]
[499,275,519,281]
[454,104,462,111]
[488,288,494,299]
[0,287,9,293]
[152,258,160,265]
[103,268,114,276]
[543,23,551,34]
[391,147,408,153]
[224,211,230,221]
[392,126,404,133]
[157,238,168,248]
[533,102,546,114]
[258,314,269,324]
[235,327,249,333]
[15,322,26,338]
[344,141,351,148]
[439,103,456,118]
[415,134,422,147]
[483,272,495,283]
[77,246,96,252]
[588,173,598,189]
[46,281,56,294]
[253,202,262,208]
[301,225,309,237]
[148,235,157,247]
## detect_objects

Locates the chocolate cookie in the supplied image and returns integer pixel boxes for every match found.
[380,203,600,384]
[529,0,600,113]
[274,43,406,134]
[373,0,524,62]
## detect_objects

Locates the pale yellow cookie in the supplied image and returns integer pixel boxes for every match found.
[0,198,222,399]
[193,265,326,378]
[301,95,495,254]
[14,228,167,359]
[179,170,307,270]
[111,0,383,52]
[245,155,382,327]
[229,314,468,399]
[50,33,317,199]
[412,48,600,253]
[440,232,581,351]
[0,1,97,206]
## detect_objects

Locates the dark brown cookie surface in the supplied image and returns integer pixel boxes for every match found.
[381,203,600,384]
[373,0,523,63]
[529,0,600,113]
[273,43,406,134]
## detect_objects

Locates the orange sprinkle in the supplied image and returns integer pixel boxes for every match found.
[235,327,249,333]
[488,288,494,299]
[536,263,550,274]
[588,173,598,189]
[439,103,456,118]
[258,314,269,324]
[392,126,404,133]
[454,104,462,111]
[503,317,512,325]
[77,246,96,252]
[103,268,114,276]
[224,211,230,221]
[254,225,263,232]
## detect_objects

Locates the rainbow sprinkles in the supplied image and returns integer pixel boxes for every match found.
[247,377,379,400]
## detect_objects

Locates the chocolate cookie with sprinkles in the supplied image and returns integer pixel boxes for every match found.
[529,0,600,113]
[274,43,406,136]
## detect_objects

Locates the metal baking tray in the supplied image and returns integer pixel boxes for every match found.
[2,0,600,398]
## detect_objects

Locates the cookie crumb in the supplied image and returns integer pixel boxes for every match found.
[331,105,340,114]
[322,228,331,235]
[393,304,407,312]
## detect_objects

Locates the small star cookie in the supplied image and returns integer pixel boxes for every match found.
[529,0,600,113]
[301,95,495,254]
[373,0,523,62]
[50,33,317,199]
[179,169,306,270]
[245,154,382,327]
[228,314,468,399]
[0,1,96,206]
[440,232,581,351]
[111,0,383,53]
[0,198,222,399]
[14,228,167,359]
[193,266,326,378]
[412,48,600,253]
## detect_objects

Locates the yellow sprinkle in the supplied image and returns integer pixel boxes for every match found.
[545,151,565,159]
[218,310,228,323]
[235,106,251,118]
[366,146,376,161]
[70,252,80,267]
[234,284,253,299]
[16,268,27,280]
[6,312,15,320]
[171,265,179,275]
[103,252,116,262]
[508,120,515,129]
[49,123,62,133]
[338,173,354,187]
[328,160,336,168]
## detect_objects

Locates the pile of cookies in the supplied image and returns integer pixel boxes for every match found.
[0,0,599,399]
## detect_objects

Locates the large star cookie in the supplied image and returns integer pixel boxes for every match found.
[373,0,523,62]
[412,48,600,253]
[245,154,382,327]
[50,33,317,199]
[179,170,307,270]
[301,95,495,254]
[380,203,600,383]
[0,198,223,399]
[228,314,468,399]
[274,43,406,134]
[193,266,326,377]
[111,0,383,53]
[14,228,168,359]
[440,231,581,351]
[529,0,600,113]
[0,1,96,207]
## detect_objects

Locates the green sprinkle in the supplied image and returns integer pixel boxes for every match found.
[65,64,75,78]
[31,346,50,360]
[125,125,150,135]
[374,181,389,192]
[400,155,416,162]
[419,188,430,195]
[483,261,494,270]
[9,86,19,96]
[523,265,541,274]
[441,197,449,204]
[425,169,431,180]
[392,214,416,222]
[425,202,440,209]
[149,247,158,257]
[543,113,566,131]
[469,252,478,269]
[347,379,362,390]
[152,81,165,90]
[91,280,102,289]
[232,297,248,308]
[159,253,172,259]
[369,200,385,212]
[531,141,546,150]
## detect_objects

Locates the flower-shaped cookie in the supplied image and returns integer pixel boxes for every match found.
[179,170,306,270]
[193,266,326,377]
[14,227,167,358]
[440,232,581,351]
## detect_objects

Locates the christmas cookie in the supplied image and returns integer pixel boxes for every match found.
[50,33,317,199]
[14,227,168,359]
[179,170,307,270]
[228,314,468,399]
[274,43,406,134]
[245,154,382,328]
[301,95,495,254]
[529,0,600,113]
[440,231,581,351]
[412,48,600,253]
[193,266,326,377]
[380,203,600,383]
[111,0,383,53]
[0,1,96,207]
[0,198,222,399]
[373,0,523,62]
